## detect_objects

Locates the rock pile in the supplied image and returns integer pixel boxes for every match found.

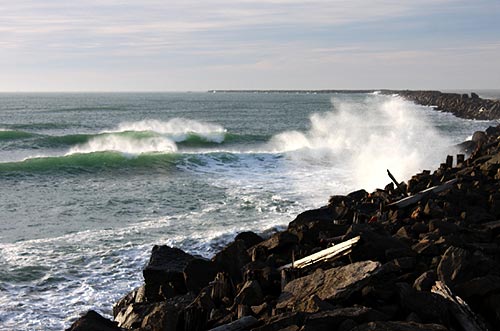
[382,90,500,120]
[67,125,500,331]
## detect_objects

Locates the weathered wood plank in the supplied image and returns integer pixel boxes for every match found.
[388,178,458,209]
[278,236,361,271]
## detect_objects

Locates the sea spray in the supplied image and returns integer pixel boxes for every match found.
[268,95,455,191]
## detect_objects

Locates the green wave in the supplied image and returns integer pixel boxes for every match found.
[34,131,160,148]
[0,151,180,174]
[0,130,36,141]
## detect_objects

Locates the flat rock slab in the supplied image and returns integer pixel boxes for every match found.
[277,261,381,311]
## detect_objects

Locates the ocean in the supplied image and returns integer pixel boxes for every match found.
[0,91,497,330]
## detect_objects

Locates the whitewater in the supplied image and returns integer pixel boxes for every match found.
[0,92,495,330]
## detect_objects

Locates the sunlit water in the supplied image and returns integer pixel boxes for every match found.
[0,92,496,330]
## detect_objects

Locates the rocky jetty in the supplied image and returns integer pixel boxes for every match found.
[382,90,500,120]
[67,123,500,331]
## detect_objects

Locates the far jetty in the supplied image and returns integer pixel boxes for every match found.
[68,91,500,331]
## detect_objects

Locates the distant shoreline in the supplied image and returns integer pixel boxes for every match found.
[209,89,500,120]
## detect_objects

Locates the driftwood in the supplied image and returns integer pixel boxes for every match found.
[387,169,406,194]
[278,236,361,271]
[208,316,259,331]
[388,178,458,209]
[431,281,489,331]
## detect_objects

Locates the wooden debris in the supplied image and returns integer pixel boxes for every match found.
[278,236,361,271]
[431,281,489,331]
[387,169,406,193]
[388,179,458,209]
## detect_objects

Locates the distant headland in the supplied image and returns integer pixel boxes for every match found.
[208,90,500,121]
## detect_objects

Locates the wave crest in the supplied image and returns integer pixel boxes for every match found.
[114,118,227,143]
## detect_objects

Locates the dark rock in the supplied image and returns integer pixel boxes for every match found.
[413,271,436,292]
[114,293,195,329]
[234,280,264,307]
[428,219,459,235]
[352,321,448,330]
[143,245,194,301]
[235,231,264,249]
[289,206,334,228]
[437,246,470,288]
[396,283,450,324]
[113,285,146,318]
[251,312,306,331]
[345,224,413,263]
[302,306,389,331]
[65,311,121,331]
[276,261,381,311]
[455,275,500,299]
[184,257,218,293]
[213,240,251,284]
[250,232,298,252]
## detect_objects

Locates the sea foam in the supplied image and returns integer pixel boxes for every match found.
[268,95,454,191]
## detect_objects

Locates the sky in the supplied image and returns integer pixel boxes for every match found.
[1,0,499,91]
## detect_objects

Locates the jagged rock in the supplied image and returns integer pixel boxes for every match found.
[251,312,306,331]
[413,271,436,292]
[396,283,450,324]
[301,306,389,331]
[352,321,448,330]
[295,294,335,313]
[276,261,381,311]
[213,240,251,284]
[114,293,195,329]
[233,280,264,307]
[113,285,146,318]
[428,219,459,235]
[437,246,470,288]
[208,315,259,331]
[250,231,298,252]
[346,224,413,262]
[454,275,500,299]
[289,206,334,228]
[65,310,120,331]
[143,245,195,301]
[184,257,218,293]
[235,231,264,249]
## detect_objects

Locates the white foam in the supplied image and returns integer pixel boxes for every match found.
[66,134,178,155]
[267,95,455,191]
[113,118,227,143]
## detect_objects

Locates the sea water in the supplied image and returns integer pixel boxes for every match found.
[0,92,496,330]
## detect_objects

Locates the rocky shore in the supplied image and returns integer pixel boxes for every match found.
[382,90,500,121]
[67,96,500,331]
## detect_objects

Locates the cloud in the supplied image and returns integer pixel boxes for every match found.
[0,0,499,90]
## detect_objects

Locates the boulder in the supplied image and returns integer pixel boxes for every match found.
[352,321,448,330]
[212,240,251,284]
[277,261,381,311]
[413,271,436,292]
[65,311,120,331]
[235,231,264,249]
[234,280,264,307]
[251,312,306,331]
[184,257,218,293]
[346,224,413,262]
[302,306,389,331]
[437,246,470,288]
[143,245,195,301]
[396,283,450,324]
